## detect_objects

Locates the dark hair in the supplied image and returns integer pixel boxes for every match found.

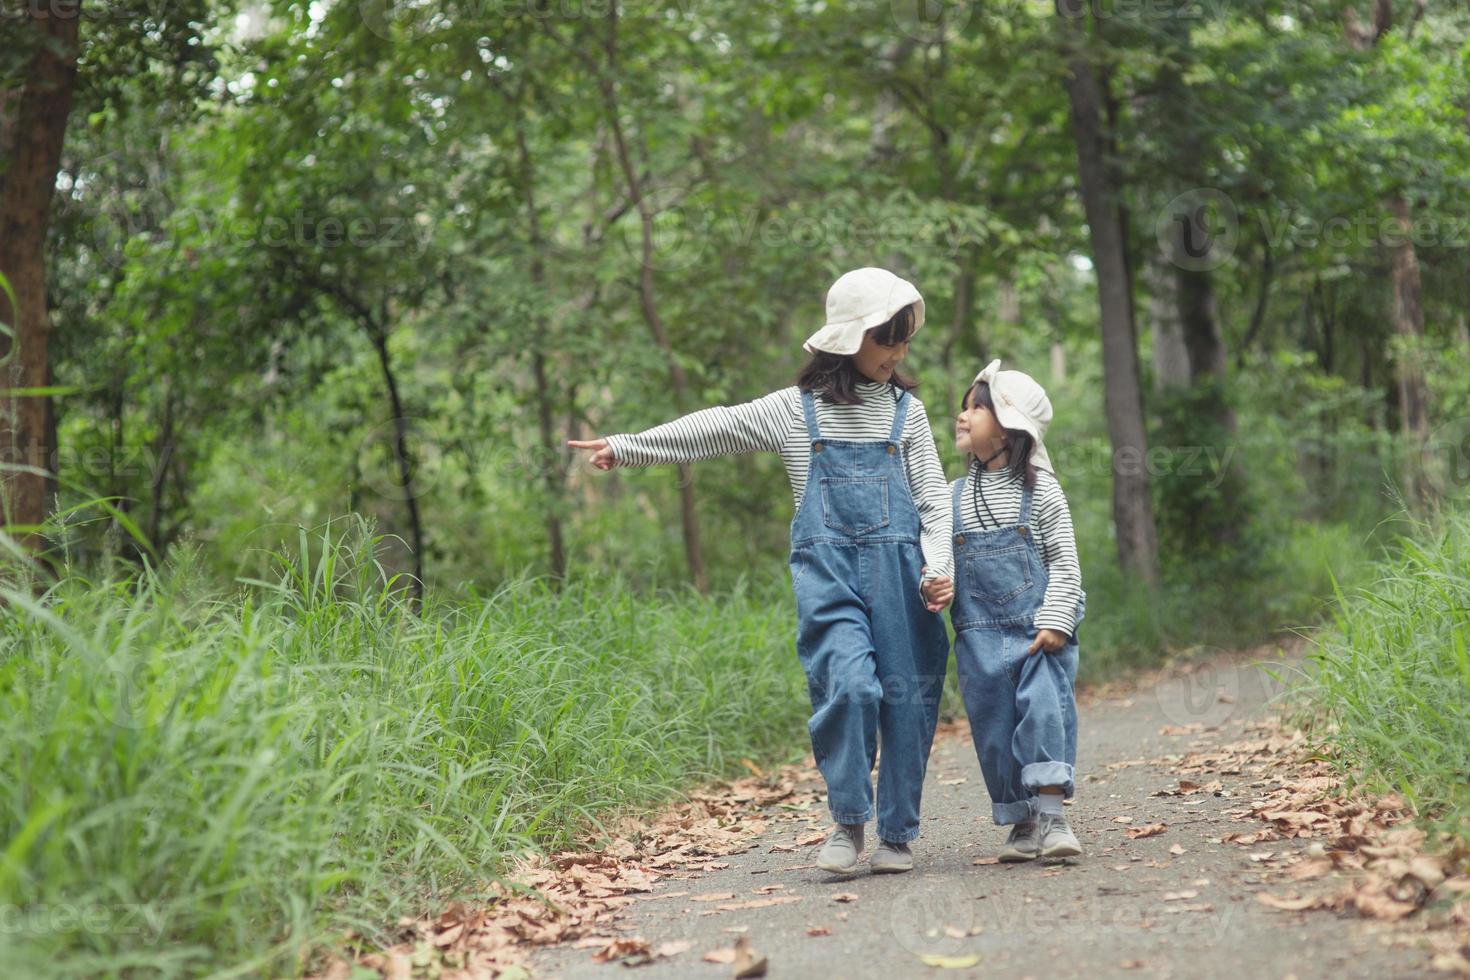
[962,380,1037,488]
[797,303,919,405]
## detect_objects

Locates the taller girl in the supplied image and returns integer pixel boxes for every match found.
[568,268,955,876]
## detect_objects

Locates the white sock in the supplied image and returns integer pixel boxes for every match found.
[1035,792,1064,816]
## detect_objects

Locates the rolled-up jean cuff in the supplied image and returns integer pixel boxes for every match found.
[876,823,920,845]
[991,798,1035,825]
[829,808,872,826]
[1021,761,1075,797]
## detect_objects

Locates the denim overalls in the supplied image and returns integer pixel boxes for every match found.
[949,473,1082,825]
[788,388,950,845]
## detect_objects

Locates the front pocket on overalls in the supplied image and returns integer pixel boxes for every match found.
[819,477,890,536]
[963,547,1035,605]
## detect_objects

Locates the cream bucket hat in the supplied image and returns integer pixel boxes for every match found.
[803,267,926,355]
[973,359,1055,474]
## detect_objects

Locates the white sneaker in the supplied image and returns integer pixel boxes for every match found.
[998,820,1041,862]
[1036,813,1082,858]
[816,824,864,874]
[870,839,914,874]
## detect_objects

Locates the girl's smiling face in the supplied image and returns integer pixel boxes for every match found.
[852,328,909,383]
[955,384,1006,458]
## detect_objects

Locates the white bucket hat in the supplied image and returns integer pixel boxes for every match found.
[803,267,926,356]
[973,359,1055,474]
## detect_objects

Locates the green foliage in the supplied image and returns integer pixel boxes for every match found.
[1305,511,1470,842]
[0,518,808,977]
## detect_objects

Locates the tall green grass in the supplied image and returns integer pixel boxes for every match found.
[0,519,809,978]
[1306,511,1470,837]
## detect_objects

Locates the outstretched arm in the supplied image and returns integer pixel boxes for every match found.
[568,389,794,469]
[566,438,617,470]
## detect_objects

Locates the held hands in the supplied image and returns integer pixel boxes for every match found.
[1027,628,1070,656]
[566,438,616,471]
[919,566,954,613]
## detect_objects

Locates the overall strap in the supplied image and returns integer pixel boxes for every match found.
[799,389,821,442]
[888,388,910,445]
[1019,478,1035,528]
[950,475,965,523]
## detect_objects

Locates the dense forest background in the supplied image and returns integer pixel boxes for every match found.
[3,0,1467,612]
[2,0,1469,975]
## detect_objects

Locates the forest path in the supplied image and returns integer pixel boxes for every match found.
[529,645,1439,979]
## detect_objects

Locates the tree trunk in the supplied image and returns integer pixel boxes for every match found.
[1237,238,1274,367]
[147,384,174,552]
[369,327,426,608]
[512,110,568,581]
[1049,341,1067,385]
[1055,0,1161,587]
[1346,2,1432,503]
[0,0,81,559]
[1145,256,1190,392]
[1387,194,1430,503]
[600,2,707,592]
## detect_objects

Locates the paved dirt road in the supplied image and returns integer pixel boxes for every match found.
[533,649,1436,979]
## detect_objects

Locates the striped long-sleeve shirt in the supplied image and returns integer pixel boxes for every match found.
[953,462,1085,636]
[605,380,955,580]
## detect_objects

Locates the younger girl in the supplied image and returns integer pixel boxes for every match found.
[568,267,954,876]
[949,359,1085,861]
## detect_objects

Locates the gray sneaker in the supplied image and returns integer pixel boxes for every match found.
[816,823,864,875]
[1036,812,1082,858]
[870,840,914,874]
[998,820,1041,862]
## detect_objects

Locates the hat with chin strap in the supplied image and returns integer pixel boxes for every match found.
[803,267,926,356]
[973,359,1055,474]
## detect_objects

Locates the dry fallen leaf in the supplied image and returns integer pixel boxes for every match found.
[703,947,737,965]
[918,953,982,969]
[1162,890,1199,901]
[1169,844,1187,856]
[1256,891,1321,912]
[690,892,739,903]
[832,892,859,903]
[733,935,768,979]
[592,937,651,963]
[715,896,802,912]
[1127,823,1168,839]
[806,926,830,937]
